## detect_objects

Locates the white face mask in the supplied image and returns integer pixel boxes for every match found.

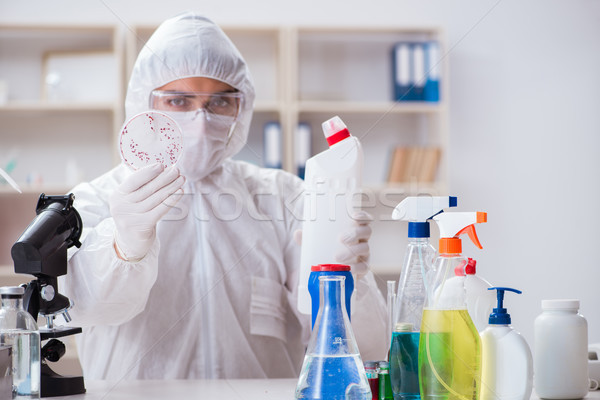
[167,110,236,181]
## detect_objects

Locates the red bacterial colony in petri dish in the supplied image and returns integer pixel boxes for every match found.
[119,111,183,170]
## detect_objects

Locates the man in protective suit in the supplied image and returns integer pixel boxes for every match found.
[63,12,388,380]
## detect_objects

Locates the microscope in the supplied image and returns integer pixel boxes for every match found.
[11,193,86,397]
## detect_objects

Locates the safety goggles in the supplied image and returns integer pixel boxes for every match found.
[150,90,244,121]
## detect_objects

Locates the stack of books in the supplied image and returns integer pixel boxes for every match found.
[387,146,441,183]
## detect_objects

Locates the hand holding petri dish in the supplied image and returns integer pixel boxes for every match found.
[119,111,183,170]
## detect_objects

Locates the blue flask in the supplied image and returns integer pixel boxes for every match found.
[295,275,371,400]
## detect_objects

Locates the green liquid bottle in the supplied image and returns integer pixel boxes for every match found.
[378,361,394,400]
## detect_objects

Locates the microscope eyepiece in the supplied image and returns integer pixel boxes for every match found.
[11,193,82,277]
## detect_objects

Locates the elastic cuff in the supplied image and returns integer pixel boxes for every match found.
[113,239,144,263]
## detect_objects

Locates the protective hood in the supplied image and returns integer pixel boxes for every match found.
[125,12,255,161]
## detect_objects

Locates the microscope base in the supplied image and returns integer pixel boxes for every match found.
[41,363,85,398]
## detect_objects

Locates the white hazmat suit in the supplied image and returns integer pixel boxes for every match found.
[63,13,388,380]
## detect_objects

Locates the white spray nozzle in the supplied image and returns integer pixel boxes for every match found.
[433,212,487,239]
[392,196,457,222]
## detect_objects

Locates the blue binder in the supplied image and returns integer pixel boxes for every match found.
[410,42,426,101]
[393,41,441,102]
[424,41,440,102]
[392,42,413,101]
[393,42,427,101]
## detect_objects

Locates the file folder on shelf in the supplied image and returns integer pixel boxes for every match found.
[295,122,311,179]
[392,40,441,102]
[424,41,440,102]
[392,42,414,101]
[263,121,282,169]
[411,42,426,101]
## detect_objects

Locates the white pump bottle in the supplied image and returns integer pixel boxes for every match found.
[480,287,533,400]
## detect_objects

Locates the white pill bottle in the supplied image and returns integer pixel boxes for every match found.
[534,299,589,399]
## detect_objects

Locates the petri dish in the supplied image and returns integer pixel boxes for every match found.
[119,111,183,170]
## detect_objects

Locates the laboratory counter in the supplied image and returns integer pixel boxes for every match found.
[50,380,600,400]
[52,379,297,399]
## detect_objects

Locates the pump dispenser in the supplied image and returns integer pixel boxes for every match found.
[419,211,487,400]
[297,116,363,315]
[480,287,533,400]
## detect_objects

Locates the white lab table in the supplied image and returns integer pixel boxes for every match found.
[50,380,600,400]
[51,379,297,399]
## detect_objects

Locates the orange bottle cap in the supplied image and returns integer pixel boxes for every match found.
[439,237,462,255]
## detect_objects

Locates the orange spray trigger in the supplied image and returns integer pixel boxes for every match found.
[456,224,483,249]
[433,211,487,251]
[455,212,487,248]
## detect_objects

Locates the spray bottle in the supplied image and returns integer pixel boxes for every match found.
[389,196,457,400]
[480,287,533,400]
[419,211,487,400]
[297,116,363,315]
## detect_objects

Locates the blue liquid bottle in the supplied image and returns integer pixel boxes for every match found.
[390,197,456,400]
[390,323,420,400]
[295,275,371,400]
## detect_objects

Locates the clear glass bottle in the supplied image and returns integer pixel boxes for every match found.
[0,286,41,399]
[295,275,371,400]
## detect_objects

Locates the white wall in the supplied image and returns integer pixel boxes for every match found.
[2,0,599,348]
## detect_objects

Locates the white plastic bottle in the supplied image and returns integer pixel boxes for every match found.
[0,286,41,399]
[534,299,589,399]
[297,116,363,314]
[480,287,533,400]
[460,258,496,332]
[432,257,495,332]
